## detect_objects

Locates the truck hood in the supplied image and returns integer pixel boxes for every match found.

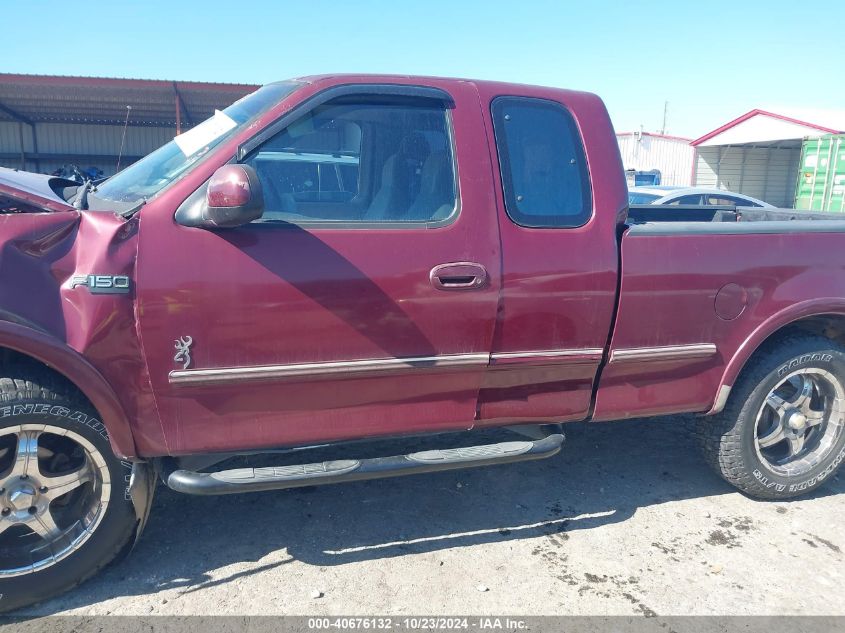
[0,166,77,212]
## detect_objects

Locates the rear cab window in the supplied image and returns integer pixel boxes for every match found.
[491,97,591,228]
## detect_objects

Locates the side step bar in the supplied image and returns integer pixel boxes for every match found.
[164,433,565,496]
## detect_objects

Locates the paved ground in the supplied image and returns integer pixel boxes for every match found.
[20,416,845,617]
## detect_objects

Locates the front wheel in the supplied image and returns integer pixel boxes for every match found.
[698,333,845,499]
[0,368,137,612]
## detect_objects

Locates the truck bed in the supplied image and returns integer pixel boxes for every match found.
[594,203,845,422]
[627,204,845,226]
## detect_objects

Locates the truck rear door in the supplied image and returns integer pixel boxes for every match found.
[473,85,628,423]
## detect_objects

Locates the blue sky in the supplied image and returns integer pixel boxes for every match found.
[5,0,844,138]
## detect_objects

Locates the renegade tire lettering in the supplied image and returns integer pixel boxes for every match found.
[1,404,107,440]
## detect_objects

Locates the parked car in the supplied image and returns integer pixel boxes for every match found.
[629,185,774,207]
[2,74,845,610]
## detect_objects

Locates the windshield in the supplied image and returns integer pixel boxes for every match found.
[628,192,660,204]
[91,81,302,205]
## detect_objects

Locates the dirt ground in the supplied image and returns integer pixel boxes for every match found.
[19,416,845,617]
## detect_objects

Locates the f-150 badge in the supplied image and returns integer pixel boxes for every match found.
[174,336,193,370]
[70,274,131,294]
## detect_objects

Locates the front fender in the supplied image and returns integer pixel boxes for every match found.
[709,298,845,414]
[0,319,138,459]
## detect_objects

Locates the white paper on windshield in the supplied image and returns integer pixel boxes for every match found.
[173,109,238,157]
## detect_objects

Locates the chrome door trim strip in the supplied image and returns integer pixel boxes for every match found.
[491,349,604,361]
[609,343,717,364]
[169,353,490,386]
[169,347,612,386]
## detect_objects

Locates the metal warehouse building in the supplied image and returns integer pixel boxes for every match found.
[0,74,258,177]
[691,109,845,208]
[616,131,695,186]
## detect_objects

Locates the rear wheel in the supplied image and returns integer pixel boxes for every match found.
[698,333,845,499]
[0,367,136,612]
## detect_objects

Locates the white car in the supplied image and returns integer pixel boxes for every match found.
[628,186,774,208]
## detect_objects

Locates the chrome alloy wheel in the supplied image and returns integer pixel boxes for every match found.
[754,369,845,476]
[0,424,110,577]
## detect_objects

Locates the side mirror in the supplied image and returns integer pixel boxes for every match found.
[203,164,264,228]
[175,164,264,229]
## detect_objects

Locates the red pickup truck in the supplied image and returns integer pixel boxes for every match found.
[2,74,845,610]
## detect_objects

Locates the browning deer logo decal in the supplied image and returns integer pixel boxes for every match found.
[174,336,194,370]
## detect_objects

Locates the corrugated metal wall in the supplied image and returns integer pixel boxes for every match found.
[0,121,175,176]
[0,122,26,167]
[694,144,801,208]
[616,134,695,186]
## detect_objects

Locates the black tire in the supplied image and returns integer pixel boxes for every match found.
[0,363,137,613]
[697,332,845,500]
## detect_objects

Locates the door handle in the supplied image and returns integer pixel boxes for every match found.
[430,262,488,290]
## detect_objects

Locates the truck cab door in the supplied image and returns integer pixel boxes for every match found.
[135,81,501,455]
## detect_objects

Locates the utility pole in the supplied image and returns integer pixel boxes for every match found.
[661,100,669,135]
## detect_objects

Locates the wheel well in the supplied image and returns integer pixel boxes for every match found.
[748,314,845,364]
[712,313,845,415]
[0,346,91,405]
[786,314,845,347]
[0,324,138,458]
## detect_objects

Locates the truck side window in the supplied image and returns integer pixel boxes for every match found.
[491,97,591,228]
[244,101,457,225]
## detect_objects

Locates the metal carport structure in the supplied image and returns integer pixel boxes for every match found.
[691,109,845,208]
[0,74,258,176]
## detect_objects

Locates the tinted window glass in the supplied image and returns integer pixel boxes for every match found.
[707,196,734,206]
[707,195,760,207]
[628,192,660,204]
[245,101,456,225]
[666,194,703,205]
[491,97,591,228]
